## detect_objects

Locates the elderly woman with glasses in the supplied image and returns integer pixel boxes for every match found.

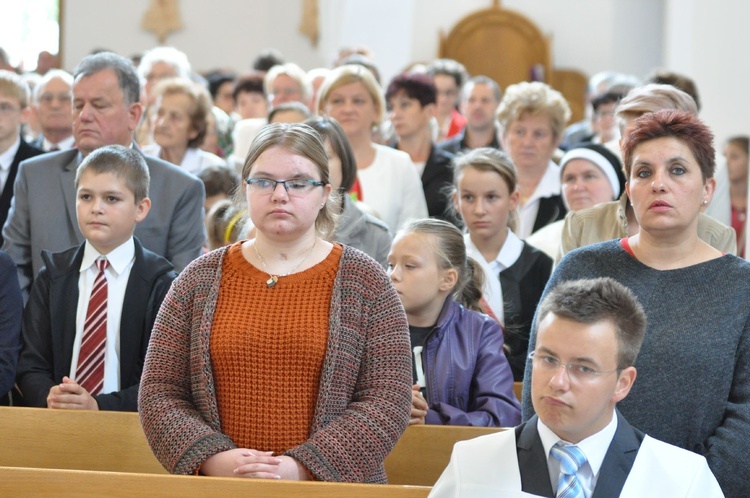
[522,110,750,497]
[139,123,412,482]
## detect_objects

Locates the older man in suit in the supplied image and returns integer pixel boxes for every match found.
[430,278,723,497]
[2,52,205,297]
[29,69,76,152]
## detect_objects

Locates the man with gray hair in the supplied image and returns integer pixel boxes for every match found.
[264,62,311,110]
[2,51,205,298]
[30,69,75,152]
[137,46,192,106]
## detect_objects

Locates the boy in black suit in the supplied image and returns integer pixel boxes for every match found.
[16,145,176,411]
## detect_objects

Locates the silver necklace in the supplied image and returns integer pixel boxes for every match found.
[253,239,317,288]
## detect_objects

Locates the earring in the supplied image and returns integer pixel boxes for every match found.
[702,199,708,205]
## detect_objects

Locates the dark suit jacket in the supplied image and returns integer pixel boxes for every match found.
[1,146,205,297]
[16,238,176,411]
[517,411,644,497]
[500,241,552,380]
[422,145,456,222]
[437,127,502,156]
[0,137,43,247]
[0,250,22,402]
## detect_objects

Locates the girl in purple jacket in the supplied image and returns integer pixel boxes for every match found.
[387,218,520,427]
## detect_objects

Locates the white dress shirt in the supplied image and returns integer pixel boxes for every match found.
[0,136,20,192]
[538,414,618,498]
[41,134,76,152]
[70,238,136,394]
[517,161,562,239]
[464,228,524,324]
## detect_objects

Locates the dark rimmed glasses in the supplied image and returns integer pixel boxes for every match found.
[246,177,325,198]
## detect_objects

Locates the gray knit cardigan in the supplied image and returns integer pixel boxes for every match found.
[138,244,412,482]
[522,239,750,497]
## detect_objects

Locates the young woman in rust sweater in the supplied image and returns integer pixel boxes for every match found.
[139,123,412,482]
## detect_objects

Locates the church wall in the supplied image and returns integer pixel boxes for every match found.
[61,0,745,146]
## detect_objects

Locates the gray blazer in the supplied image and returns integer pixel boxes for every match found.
[2,147,205,297]
[332,196,392,268]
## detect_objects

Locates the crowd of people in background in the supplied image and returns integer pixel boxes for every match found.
[0,42,747,496]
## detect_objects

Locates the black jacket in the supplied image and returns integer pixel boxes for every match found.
[532,195,567,235]
[16,238,176,411]
[499,241,552,380]
[437,127,502,156]
[422,145,457,222]
[0,137,43,246]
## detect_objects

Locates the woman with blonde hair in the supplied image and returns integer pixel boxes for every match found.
[140,123,412,481]
[497,82,571,239]
[317,64,427,232]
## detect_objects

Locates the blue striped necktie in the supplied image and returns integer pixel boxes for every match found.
[551,442,587,498]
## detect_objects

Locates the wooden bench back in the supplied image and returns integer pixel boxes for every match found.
[0,406,504,487]
[0,466,431,497]
[384,424,503,486]
[0,406,166,474]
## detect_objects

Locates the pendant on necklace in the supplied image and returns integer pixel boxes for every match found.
[266,275,279,288]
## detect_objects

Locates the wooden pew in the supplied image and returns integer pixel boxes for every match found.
[384,424,503,486]
[0,406,503,487]
[0,467,431,497]
[0,406,166,474]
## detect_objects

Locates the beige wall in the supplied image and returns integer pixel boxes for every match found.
[60,0,749,257]
[61,0,663,79]
[61,0,745,151]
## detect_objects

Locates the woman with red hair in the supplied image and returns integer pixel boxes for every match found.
[523,110,750,497]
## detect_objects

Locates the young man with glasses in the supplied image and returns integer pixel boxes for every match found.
[0,70,42,247]
[431,278,723,497]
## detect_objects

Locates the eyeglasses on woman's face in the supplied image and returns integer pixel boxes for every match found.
[245,177,325,198]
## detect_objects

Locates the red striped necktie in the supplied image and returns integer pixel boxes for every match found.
[76,258,109,395]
